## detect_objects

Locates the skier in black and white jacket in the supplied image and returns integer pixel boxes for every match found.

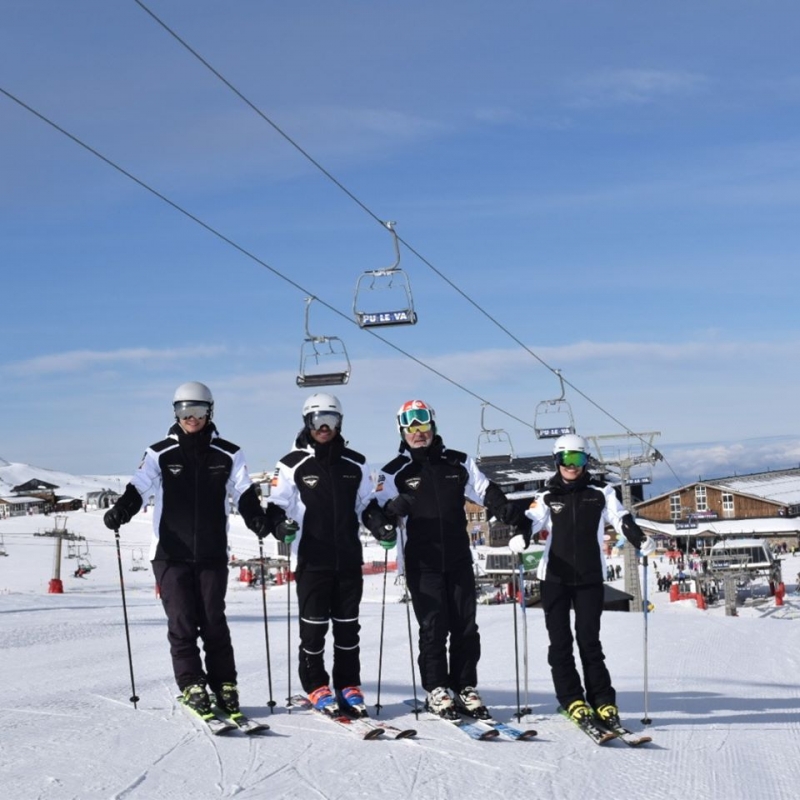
[509,433,656,729]
[266,393,385,716]
[374,399,525,720]
[103,381,269,719]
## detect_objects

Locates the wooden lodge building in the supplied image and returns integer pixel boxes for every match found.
[633,467,800,551]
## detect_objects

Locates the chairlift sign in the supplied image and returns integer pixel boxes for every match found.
[625,477,652,485]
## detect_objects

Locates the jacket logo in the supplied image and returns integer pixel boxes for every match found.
[405,477,421,490]
[303,476,320,489]
[550,502,565,514]
[167,465,183,477]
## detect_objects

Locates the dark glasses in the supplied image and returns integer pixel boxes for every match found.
[174,402,211,420]
[308,411,342,431]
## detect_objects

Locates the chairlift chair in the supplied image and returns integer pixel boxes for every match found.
[476,403,515,463]
[296,296,351,387]
[353,221,418,328]
[534,370,576,439]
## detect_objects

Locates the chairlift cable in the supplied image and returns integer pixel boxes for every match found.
[130,0,668,451]
[0,85,531,430]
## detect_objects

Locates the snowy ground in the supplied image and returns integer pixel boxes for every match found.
[3,508,800,800]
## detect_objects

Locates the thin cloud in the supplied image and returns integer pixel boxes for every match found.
[5,346,227,376]
[567,68,709,108]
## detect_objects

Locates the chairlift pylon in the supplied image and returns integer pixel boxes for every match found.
[296,296,351,388]
[353,221,417,328]
[476,402,515,463]
[534,370,576,439]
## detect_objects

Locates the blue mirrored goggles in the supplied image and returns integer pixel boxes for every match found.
[398,407,432,428]
[556,450,588,468]
[307,411,342,431]
[174,401,211,420]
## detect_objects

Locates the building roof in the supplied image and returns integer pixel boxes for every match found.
[635,467,800,509]
[638,517,800,539]
[704,468,800,505]
[0,495,46,504]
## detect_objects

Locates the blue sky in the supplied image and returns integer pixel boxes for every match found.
[2,1,799,494]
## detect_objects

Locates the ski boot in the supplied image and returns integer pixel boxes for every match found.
[425,686,459,721]
[337,686,368,718]
[308,685,339,716]
[454,686,492,721]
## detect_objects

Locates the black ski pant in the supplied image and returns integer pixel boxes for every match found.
[540,580,615,710]
[295,567,363,694]
[406,563,480,694]
[153,560,237,693]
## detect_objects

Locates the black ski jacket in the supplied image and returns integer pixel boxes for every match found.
[525,470,646,585]
[375,436,507,573]
[267,431,373,572]
[118,423,262,564]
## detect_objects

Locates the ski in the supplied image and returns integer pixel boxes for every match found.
[214,708,271,735]
[289,694,384,740]
[453,703,537,740]
[467,716,537,741]
[557,706,617,745]
[177,695,238,736]
[592,716,652,747]
[337,706,417,739]
[403,700,499,741]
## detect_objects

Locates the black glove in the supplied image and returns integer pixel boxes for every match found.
[103,505,131,531]
[248,513,271,540]
[498,501,525,526]
[386,493,415,518]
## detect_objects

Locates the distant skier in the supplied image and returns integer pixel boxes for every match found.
[509,433,656,733]
[103,381,270,719]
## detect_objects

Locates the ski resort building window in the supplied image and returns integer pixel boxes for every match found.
[695,485,708,512]
[670,494,681,521]
[722,493,735,517]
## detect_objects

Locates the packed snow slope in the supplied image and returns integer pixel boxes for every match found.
[3,507,800,800]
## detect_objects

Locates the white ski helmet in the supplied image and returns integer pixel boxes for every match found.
[302,393,343,431]
[173,381,214,420]
[552,433,587,455]
[553,433,589,469]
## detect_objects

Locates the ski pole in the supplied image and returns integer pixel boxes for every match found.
[511,559,522,721]
[399,528,420,720]
[374,548,389,717]
[286,558,293,711]
[113,529,140,709]
[518,556,531,716]
[258,538,276,712]
[641,554,652,725]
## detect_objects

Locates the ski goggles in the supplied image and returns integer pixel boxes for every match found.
[307,411,342,431]
[174,401,211,420]
[403,422,432,434]
[556,450,588,468]
[398,407,432,428]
